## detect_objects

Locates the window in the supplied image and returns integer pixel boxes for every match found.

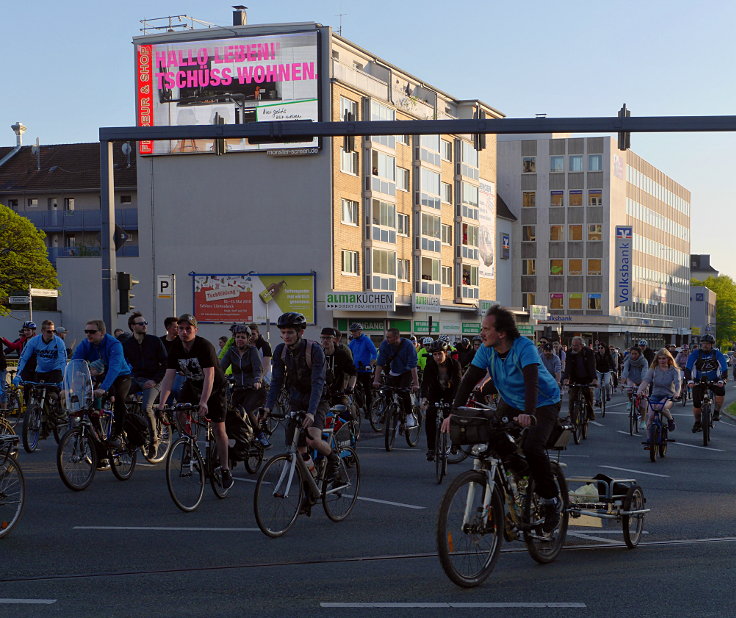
[420,168,441,209]
[588,190,602,206]
[588,154,603,172]
[569,224,583,241]
[587,259,602,275]
[420,134,441,166]
[341,198,359,225]
[397,167,410,192]
[462,141,479,167]
[372,248,396,276]
[522,259,536,275]
[370,100,395,148]
[569,293,583,310]
[341,250,359,275]
[462,223,478,247]
[462,182,479,207]
[441,182,452,204]
[397,213,410,237]
[340,148,359,175]
[441,139,453,161]
[396,134,410,146]
[522,191,536,207]
[569,259,583,276]
[120,194,132,204]
[569,155,583,172]
[550,156,564,172]
[28,198,38,208]
[569,190,582,207]
[550,259,564,276]
[550,191,563,207]
[441,265,453,287]
[550,225,564,241]
[421,256,441,281]
[461,265,479,286]
[372,150,395,180]
[63,197,75,211]
[441,224,452,245]
[522,156,536,173]
[588,294,602,310]
[397,259,410,282]
[588,224,602,241]
[421,213,441,238]
[549,294,564,310]
[340,96,358,153]
[522,225,536,242]
[371,199,397,243]
[522,293,536,308]
[7,199,18,209]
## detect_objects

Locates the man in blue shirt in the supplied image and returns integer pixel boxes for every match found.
[685,334,728,430]
[14,320,67,386]
[348,322,378,413]
[373,328,419,428]
[452,305,562,533]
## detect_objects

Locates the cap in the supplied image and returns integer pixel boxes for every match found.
[321,327,338,338]
[177,314,198,327]
[56,326,67,334]
[543,342,553,351]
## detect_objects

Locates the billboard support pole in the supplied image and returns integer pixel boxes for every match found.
[171,274,177,317]
[100,140,116,328]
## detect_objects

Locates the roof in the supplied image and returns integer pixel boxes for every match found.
[496,194,517,221]
[0,142,136,194]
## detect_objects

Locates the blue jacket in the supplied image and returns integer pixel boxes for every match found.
[376,338,417,375]
[17,334,67,376]
[685,348,728,381]
[73,334,132,392]
[348,334,378,372]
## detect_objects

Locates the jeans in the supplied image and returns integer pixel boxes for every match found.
[166,374,185,404]
[130,377,160,444]
[595,371,612,402]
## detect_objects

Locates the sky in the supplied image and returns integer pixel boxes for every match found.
[2,0,734,278]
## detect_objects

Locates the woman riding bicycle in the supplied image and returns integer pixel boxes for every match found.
[420,340,461,462]
[637,348,680,435]
[622,346,649,429]
[593,343,615,407]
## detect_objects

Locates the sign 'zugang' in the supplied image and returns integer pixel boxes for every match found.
[326,292,395,312]
[615,226,633,306]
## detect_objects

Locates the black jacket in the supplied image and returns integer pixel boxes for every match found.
[122,334,168,383]
[421,356,463,403]
[565,347,597,384]
[594,350,615,373]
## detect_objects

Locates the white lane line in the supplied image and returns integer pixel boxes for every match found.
[350,496,426,510]
[321,602,586,609]
[600,465,669,478]
[590,421,604,427]
[234,477,258,483]
[74,526,259,532]
[566,532,621,545]
[672,441,724,452]
[0,599,57,605]
[568,529,649,535]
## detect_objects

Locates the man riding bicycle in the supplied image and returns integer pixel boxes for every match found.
[685,334,728,432]
[373,328,420,428]
[348,322,377,414]
[320,327,357,411]
[563,336,597,421]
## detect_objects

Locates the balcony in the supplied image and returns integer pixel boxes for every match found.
[457,285,479,300]
[416,280,441,295]
[23,208,138,232]
[47,244,139,265]
[332,60,389,100]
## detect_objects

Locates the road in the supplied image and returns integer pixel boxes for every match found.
[2,384,736,617]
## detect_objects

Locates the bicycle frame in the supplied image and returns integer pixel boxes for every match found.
[270,411,322,502]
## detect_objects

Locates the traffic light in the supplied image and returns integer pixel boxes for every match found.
[117,272,139,314]
[617,103,631,151]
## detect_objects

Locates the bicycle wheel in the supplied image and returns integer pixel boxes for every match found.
[0,456,25,539]
[253,453,304,537]
[21,404,43,453]
[524,461,569,564]
[166,438,205,512]
[0,419,17,459]
[384,405,398,452]
[110,435,137,481]
[208,443,229,499]
[628,401,636,436]
[659,426,668,458]
[622,485,646,548]
[570,401,581,445]
[369,396,385,432]
[57,428,97,491]
[144,415,172,464]
[405,409,420,448]
[649,425,659,463]
[245,445,264,474]
[322,446,360,522]
[435,424,444,483]
[581,414,589,440]
[701,404,710,446]
[681,385,688,407]
[600,394,606,418]
[436,469,503,588]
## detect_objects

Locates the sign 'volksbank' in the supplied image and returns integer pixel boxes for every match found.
[326,291,395,312]
[615,226,633,306]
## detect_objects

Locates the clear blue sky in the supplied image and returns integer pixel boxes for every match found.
[2,0,734,278]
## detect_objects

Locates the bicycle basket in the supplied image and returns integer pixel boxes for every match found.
[449,413,492,446]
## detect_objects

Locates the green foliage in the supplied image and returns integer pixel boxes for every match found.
[0,203,59,315]
[691,275,736,346]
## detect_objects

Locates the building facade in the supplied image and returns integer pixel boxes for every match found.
[690,285,717,341]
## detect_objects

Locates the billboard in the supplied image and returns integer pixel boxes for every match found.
[615,226,633,306]
[478,179,496,278]
[136,31,320,155]
[192,273,315,323]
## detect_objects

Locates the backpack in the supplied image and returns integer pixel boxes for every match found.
[226,406,255,461]
[280,339,314,369]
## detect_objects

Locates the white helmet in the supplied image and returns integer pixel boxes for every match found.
[422,337,434,345]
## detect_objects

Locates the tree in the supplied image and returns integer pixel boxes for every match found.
[691,275,736,347]
[0,203,59,315]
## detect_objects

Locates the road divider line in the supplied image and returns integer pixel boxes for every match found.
[566,532,621,544]
[320,602,586,608]
[672,441,723,452]
[350,496,426,510]
[74,526,260,532]
[590,421,603,427]
[600,465,669,478]
[361,446,417,452]
[0,599,56,605]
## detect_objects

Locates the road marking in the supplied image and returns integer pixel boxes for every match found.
[566,532,621,544]
[590,421,603,427]
[361,446,417,452]
[0,599,56,605]
[568,529,649,535]
[74,526,259,532]
[234,477,258,483]
[599,465,669,478]
[671,441,723,452]
[320,602,586,609]
[350,496,426,510]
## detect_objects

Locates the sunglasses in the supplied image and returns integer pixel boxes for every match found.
[84,329,99,334]
[133,321,148,326]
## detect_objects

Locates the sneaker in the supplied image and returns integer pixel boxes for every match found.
[96,458,110,471]
[713,410,721,422]
[667,419,676,431]
[691,420,702,433]
[221,468,234,491]
[426,449,435,462]
[256,432,272,449]
[324,455,340,484]
[405,413,418,429]
[541,497,561,533]
[639,420,647,431]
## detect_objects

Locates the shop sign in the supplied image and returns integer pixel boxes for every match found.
[325,291,395,312]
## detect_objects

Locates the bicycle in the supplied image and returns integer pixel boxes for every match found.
[21,380,66,453]
[368,378,387,432]
[436,409,569,588]
[253,409,360,537]
[378,385,421,451]
[679,375,690,406]
[625,387,643,436]
[595,372,611,418]
[432,400,452,484]
[567,383,591,444]
[696,378,719,447]
[225,386,268,475]
[126,392,174,464]
[4,370,23,420]
[0,434,25,539]
[643,397,674,462]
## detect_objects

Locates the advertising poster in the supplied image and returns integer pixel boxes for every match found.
[478,179,496,278]
[193,273,315,323]
[136,31,319,154]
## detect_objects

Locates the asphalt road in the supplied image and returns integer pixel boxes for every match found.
[2,384,736,617]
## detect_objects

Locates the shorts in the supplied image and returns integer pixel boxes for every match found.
[692,382,725,408]
[179,383,227,423]
[284,399,330,446]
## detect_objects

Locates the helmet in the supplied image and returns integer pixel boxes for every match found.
[349,322,363,331]
[277,312,307,330]
[472,336,482,343]
[461,338,470,346]
[22,321,36,330]
[638,339,648,347]
[701,334,716,344]
[429,341,448,353]
[422,337,434,345]
[438,334,451,343]
[231,324,252,337]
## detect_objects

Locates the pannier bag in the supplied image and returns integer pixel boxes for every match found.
[449,413,492,446]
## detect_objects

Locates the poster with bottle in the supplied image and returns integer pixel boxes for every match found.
[192,272,315,323]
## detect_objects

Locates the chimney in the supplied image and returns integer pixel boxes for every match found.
[232,5,248,26]
[11,122,26,147]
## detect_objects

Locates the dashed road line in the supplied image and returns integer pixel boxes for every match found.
[600,465,669,478]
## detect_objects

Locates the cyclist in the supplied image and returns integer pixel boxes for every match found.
[563,336,597,421]
[262,312,341,497]
[160,316,184,403]
[319,327,357,411]
[438,334,459,363]
[593,343,615,407]
[373,328,419,429]
[122,312,168,458]
[421,340,462,461]
[72,320,133,446]
[674,344,689,371]
[2,321,36,359]
[685,334,728,432]
[417,337,433,373]
[552,340,566,374]
[348,323,378,413]
[609,345,620,389]
[248,323,273,385]
[157,314,233,490]
[540,343,562,384]
[638,339,655,365]
[219,324,270,448]
[622,346,649,429]
[14,320,66,386]
[457,337,474,369]
[450,305,563,533]
[637,348,679,435]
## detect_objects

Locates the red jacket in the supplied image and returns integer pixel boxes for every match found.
[1,335,27,353]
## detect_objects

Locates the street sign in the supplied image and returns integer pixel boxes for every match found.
[8,296,30,304]
[30,288,58,298]
[518,324,535,335]
[157,275,173,299]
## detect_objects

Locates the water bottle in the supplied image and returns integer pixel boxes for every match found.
[302,452,317,478]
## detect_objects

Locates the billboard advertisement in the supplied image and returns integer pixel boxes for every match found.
[136,31,320,155]
[478,179,496,278]
[192,273,315,323]
[615,226,633,306]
